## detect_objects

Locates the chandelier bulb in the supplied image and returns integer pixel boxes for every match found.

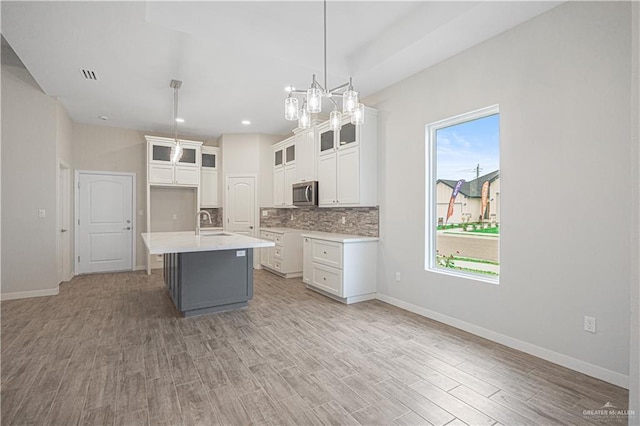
[284,94,299,121]
[330,109,342,131]
[350,103,365,125]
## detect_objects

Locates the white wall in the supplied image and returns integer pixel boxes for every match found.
[367,1,633,386]
[1,65,59,298]
[630,0,640,419]
[72,124,148,270]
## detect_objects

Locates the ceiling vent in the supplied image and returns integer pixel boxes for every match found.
[79,68,98,81]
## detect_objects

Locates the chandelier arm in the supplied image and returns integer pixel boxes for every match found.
[329,81,350,94]
[328,97,338,108]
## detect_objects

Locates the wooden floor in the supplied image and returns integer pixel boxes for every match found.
[1,269,629,426]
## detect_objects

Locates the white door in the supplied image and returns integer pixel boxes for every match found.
[226,176,256,236]
[76,172,134,274]
[58,165,72,282]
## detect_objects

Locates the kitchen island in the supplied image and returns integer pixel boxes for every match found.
[142,231,274,317]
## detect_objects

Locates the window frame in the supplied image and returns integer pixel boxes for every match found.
[425,104,500,284]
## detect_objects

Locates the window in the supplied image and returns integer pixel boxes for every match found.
[426,105,500,282]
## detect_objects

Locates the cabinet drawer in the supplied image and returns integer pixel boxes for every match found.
[311,264,342,296]
[261,231,273,240]
[273,234,283,244]
[311,239,342,269]
[274,245,283,260]
[273,260,282,271]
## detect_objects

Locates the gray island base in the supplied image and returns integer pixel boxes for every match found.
[163,248,254,317]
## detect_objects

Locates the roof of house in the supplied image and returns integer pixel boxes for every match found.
[437,170,500,198]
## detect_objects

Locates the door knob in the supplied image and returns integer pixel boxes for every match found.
[249,226,254,229]
[60,229,67,233]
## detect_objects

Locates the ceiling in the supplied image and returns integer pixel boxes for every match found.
[1,1,561,140]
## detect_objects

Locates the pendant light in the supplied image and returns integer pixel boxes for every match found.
[285,0,365,128]
[170,79,183,164]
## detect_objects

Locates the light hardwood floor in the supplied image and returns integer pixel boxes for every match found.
[1,269,629,425]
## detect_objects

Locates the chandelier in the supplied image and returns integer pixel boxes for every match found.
[284,0,364,131]
[170,79,183,164]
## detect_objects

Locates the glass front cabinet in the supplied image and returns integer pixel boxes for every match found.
[146,136,202,186]
[200,146,220,207]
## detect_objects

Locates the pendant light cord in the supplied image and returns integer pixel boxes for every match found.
[173,86,179,143]
[323,0,327,93]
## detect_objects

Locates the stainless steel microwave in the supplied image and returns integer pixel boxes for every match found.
[292,181,318,206]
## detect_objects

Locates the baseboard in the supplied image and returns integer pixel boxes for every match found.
[376,293,629,389]
[1,287,59,301]
[134,265,147,271]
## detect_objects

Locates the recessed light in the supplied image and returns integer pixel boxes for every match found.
[241,120,251,126]
[175,117,185,123]
[98,116,108,121]
[285,86,295,92]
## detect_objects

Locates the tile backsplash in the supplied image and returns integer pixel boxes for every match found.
[260,206,379,237]
[200,208,223,228]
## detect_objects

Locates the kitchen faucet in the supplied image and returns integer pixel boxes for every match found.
[195,210,212,236]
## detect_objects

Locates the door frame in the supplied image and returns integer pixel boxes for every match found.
[58,161,73,282]
[74,170,137,273]
[224,174,258,237]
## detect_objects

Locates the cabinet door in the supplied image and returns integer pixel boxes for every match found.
[337,146,360,205]
[260,232,272,267]
[150,143,173,164]
[274,149,283,168]
[202,152,217,169]
[319,127,335,154]
[178,147,198,166]
[200,169,218,207]
[285,144,295,165]
[302,237,313,284]
[318,153,337,206]
[274,167,285,206]
[149,164,174,184]
[339,122,358,147]
[284,164,296,206]
[175,166,199,185]
[295,129,315,183]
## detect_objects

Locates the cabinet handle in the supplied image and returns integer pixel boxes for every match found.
[323,251,327,254]
[323,277,327,281]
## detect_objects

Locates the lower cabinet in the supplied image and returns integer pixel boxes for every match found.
[302,235,377,304]
[260,229,303,278]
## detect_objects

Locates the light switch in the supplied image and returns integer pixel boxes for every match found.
[172,214,178,220]
[38,209,46,218]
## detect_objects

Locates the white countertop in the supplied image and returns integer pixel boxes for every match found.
[142,231,275,254]
[300,231,379,243]
[260,227,304,233]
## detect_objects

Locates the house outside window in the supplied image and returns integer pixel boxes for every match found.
[426,105,500,283]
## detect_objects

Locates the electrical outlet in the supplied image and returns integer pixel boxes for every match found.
[290,215,294,221]
[584,316,597,333]
[38,209,46,218]
[341,216,346,224]
[262,210,268,217]
[172,214,178,220]
[395,272,401,282]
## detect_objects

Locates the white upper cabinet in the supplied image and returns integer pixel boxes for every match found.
[273,136,296,207]
[294,127,317,183]
[146,136,202,186]
[315,107,377,207]
[200,146,220,207]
